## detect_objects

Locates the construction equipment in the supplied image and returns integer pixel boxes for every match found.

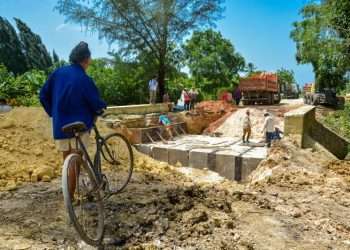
[303,83,339,106]
[239,72,280,105]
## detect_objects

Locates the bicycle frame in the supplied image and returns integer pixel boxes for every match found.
[73,125,112,184]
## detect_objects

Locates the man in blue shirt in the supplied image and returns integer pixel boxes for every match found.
[40,41,106,158]
[40,42,106,195]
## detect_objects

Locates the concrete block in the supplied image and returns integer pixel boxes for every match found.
[168,145,190,166]
[152,145,169,163]
[241,157,263,182]
[239,147,266,181]
[243,147,268,159]
[229,144,251,155]
[135,144,152,156]
[215,150,237,180]
[189,148,216,170]
[284,106,316,147]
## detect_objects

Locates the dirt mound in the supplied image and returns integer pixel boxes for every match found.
[215,107,283,139]
[180,101,236,134]
[326,160,350,184]
[249,139,330,185]
[0,108,61,191]
[195,100,234,113]
[245,139,350,247]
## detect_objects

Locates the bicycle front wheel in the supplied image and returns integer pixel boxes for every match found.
[62,153,104,246]
[101,133,134,194]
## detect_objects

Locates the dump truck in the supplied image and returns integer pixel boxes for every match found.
[281,83,300,99]
[239,72,280,105]
[303,83,340,106]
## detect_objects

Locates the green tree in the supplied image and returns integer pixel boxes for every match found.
[0,17,28,74]
[14,18,52,71]
[277,68,296,92]
[183,29,245,95]
[55,0,224,100]
[52,50,59,64]
[326,0,350,55]
[246,62,256,75]
[291,3,349,90]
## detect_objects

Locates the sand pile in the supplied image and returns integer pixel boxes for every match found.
[0,107,62,191]
[215,108,283,139]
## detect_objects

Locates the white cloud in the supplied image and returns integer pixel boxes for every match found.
[55,23,68,31]
[55,23,82,32]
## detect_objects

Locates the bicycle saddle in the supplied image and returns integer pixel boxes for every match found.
[62,121,87,134]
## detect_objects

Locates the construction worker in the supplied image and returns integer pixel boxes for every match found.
[262,112,274,147]
[0,97,12,113]
[159,112,174,140]
[242,109,251,143]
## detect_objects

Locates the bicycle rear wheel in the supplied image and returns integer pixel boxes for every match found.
[62,153,104,246]
[101,133,134,194]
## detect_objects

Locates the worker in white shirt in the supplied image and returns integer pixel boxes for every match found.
[262,112,274,147]
[242,109,251,143]
[148,75,158,104]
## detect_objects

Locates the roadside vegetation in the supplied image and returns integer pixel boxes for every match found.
[0,0,349,109]
[322,101,350,140]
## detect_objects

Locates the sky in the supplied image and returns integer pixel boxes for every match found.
[0,0,314,85]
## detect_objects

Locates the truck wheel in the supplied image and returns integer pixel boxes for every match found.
[307,96,311,105]
[312,97,319,106]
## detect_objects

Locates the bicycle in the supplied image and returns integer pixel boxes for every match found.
[61,120,134,246]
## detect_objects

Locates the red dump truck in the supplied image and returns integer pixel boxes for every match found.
[239,72,280,105]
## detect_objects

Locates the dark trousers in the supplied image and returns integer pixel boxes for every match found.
[184,101,190,111]
[266,132,274,147]
[235,98,241,106]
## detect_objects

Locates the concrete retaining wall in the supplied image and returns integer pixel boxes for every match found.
[105,103,172,115]
[284,105,349,159]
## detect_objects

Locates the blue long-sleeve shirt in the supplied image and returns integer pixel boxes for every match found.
[40,64,106,139]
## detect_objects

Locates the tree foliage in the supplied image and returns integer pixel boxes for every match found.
[0,64,46,106]
[326,0,350,55]
[15,18,52,71]
[52,50,60,64]
[88,54,186,105]
[277,68,296,91]
[0,17,28,74]
[291,2,350,91]
[55,0,224,98]
[183,29,245,95]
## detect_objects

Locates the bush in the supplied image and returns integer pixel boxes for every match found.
[0,64,46,106]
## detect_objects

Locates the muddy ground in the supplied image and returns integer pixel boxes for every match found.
[0,103,349,250]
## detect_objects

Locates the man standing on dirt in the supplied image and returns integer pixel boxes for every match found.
[242,109,251,143]
[262,112,274,147]
[233,87,242,106]
[0,98,12,113]
[39,41,106,194]
[189,87,198,109]
[149,75,158,104]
